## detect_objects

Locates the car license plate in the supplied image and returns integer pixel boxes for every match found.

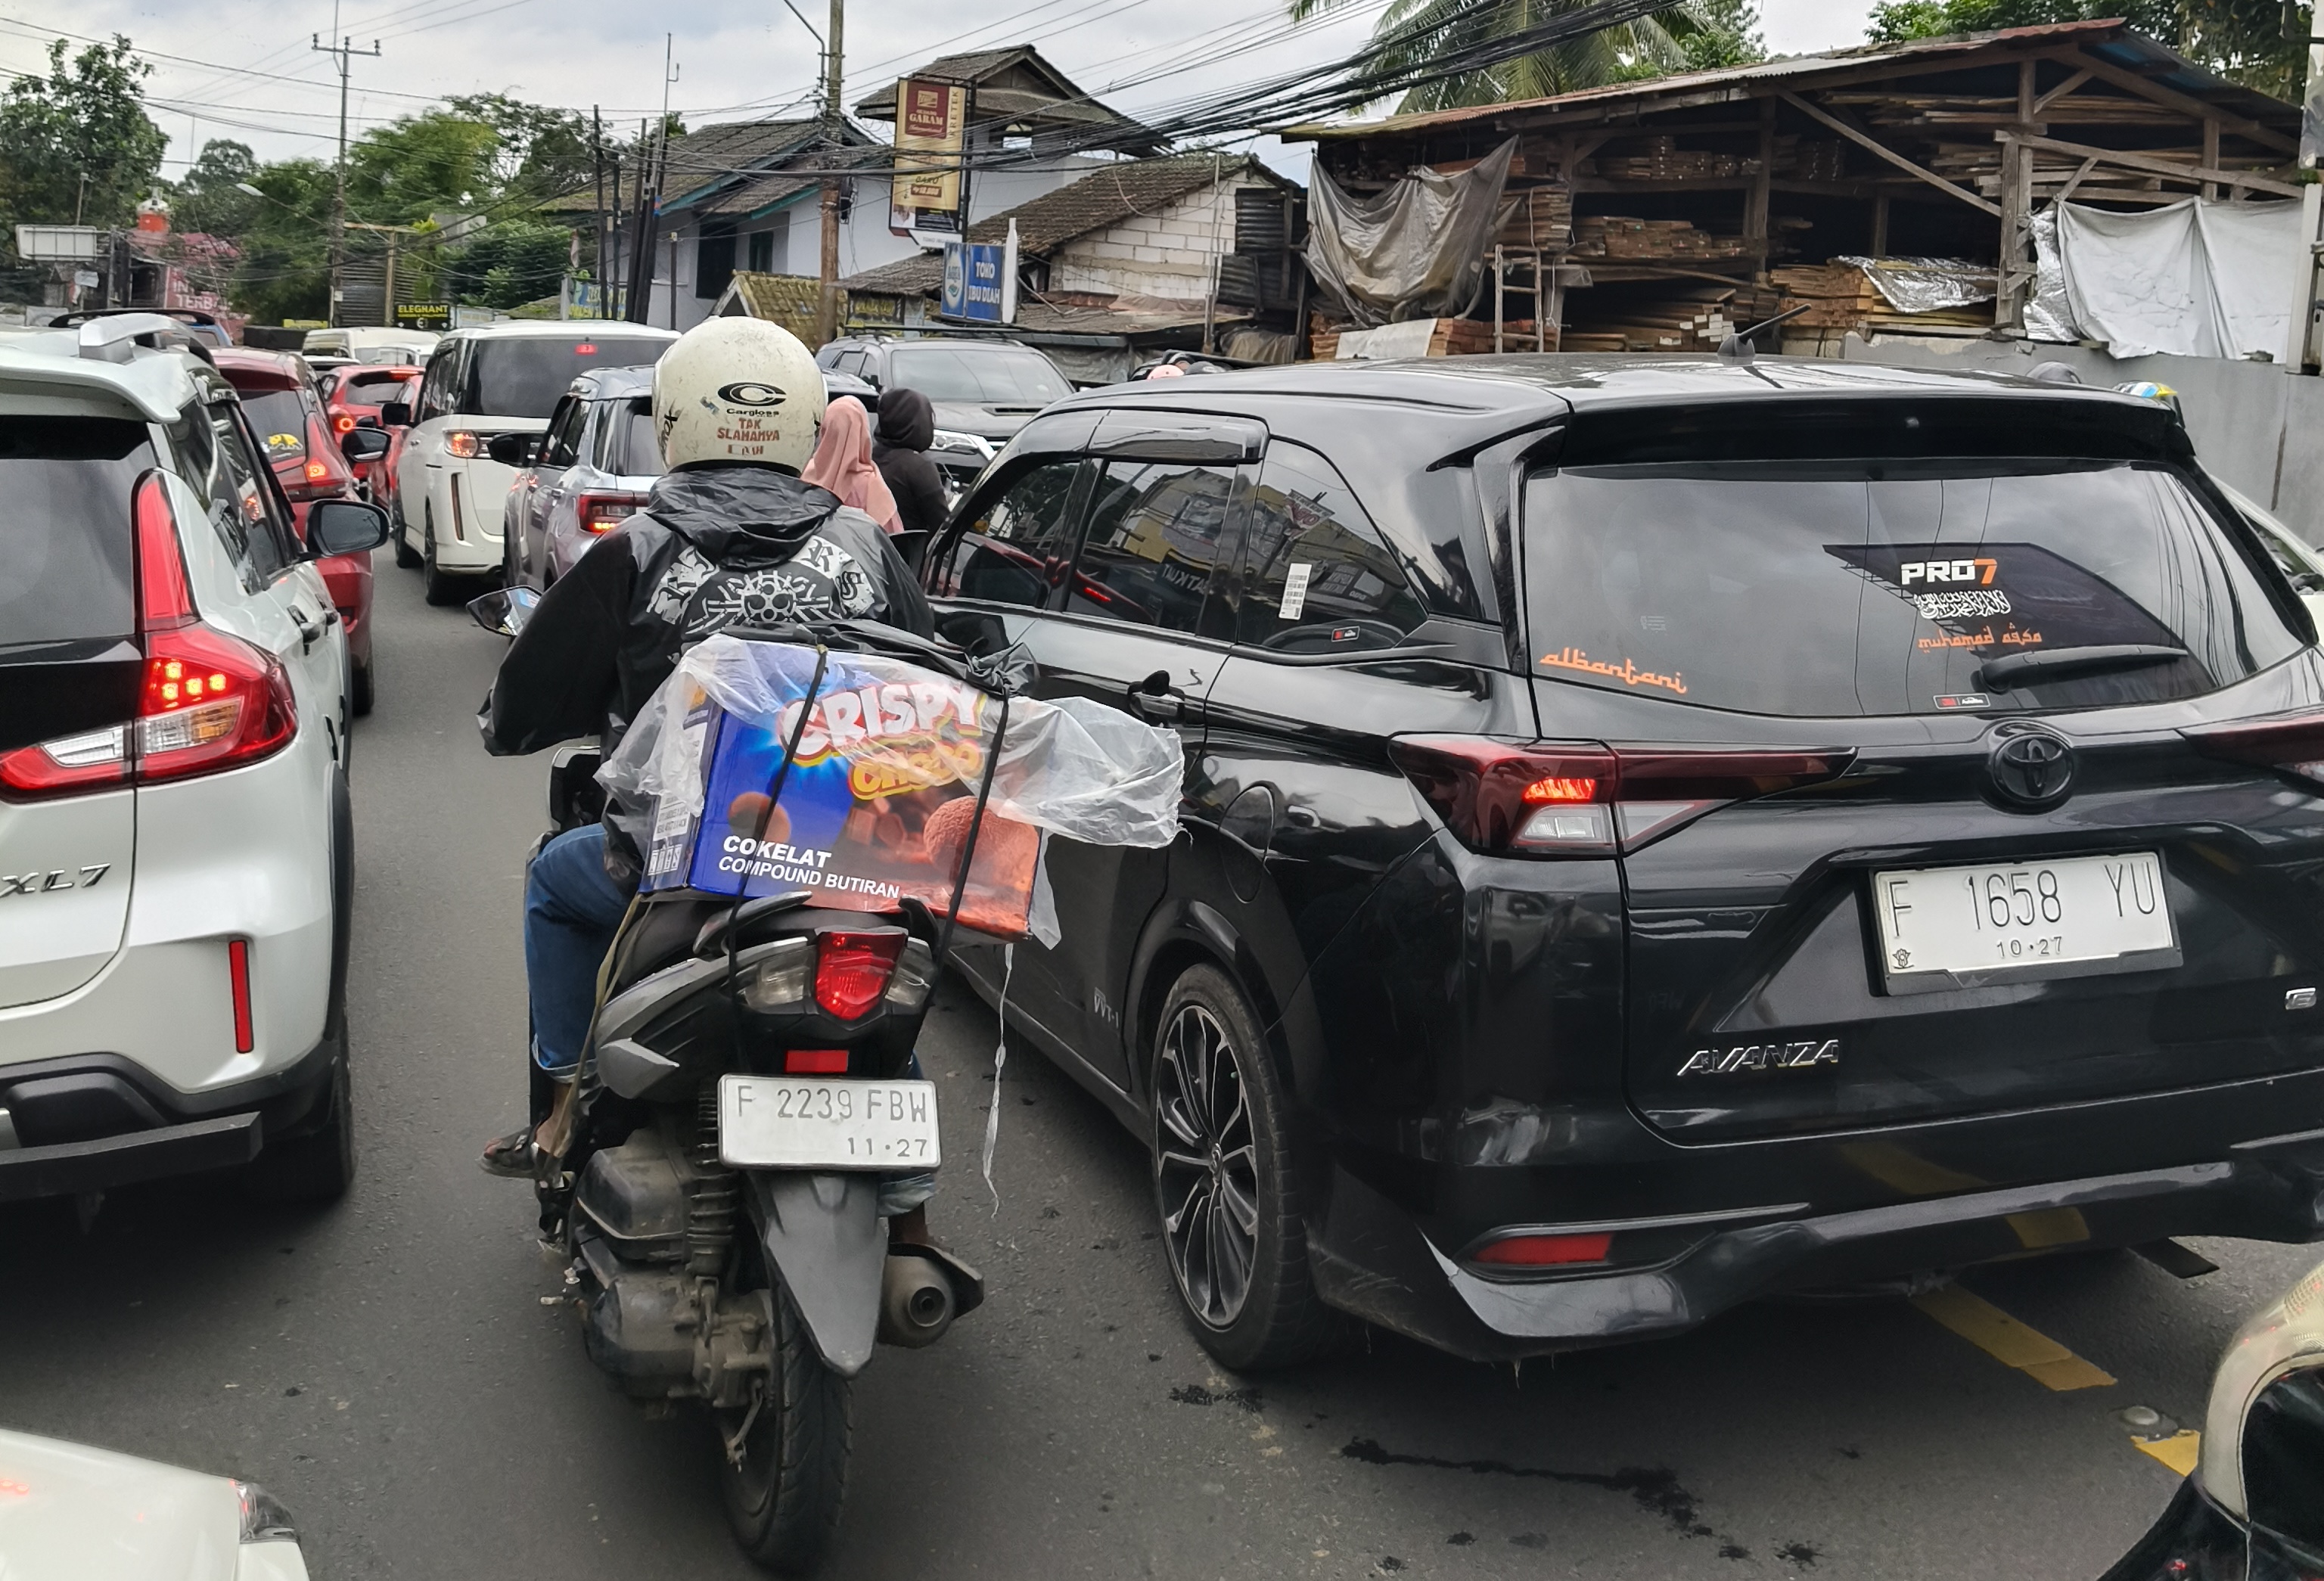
[1870,851,2179,990]
[716,1075,941,1170]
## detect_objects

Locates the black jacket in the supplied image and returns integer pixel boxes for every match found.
[481,465,933,879]
[872,387,949,537]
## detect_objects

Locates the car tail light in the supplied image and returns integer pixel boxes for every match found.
[1387,736,1851,856]
[1471,1232,1614,1268]
[0,475,295,800]
[445,430,481,459]
[577,492,644,534]
[333,413,356,434]
[785,1048,850,1074]
[814,930,906,1020]
[2183,709,2324,788]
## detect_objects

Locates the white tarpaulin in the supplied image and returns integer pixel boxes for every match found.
[2055,197,2303,361]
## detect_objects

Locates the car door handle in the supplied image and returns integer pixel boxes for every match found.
[1128,672,1185,722]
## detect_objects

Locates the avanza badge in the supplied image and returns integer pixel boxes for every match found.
[1677,1038,1840,1077]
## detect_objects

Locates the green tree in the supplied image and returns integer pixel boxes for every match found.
[172,138,260,237]
[346,109,502,224]
[1866,0,2310,99]
[1288,0,1766,113]
[228,157,335,323]
[0,36,168,230]
[446,93,590,196]
[442,219,573,309]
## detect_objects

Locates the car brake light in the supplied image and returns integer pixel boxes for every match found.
[2183,709,2324,787]
[813,930,906,1020]
[785,1048,850,1073]
[445,430,481,459]
[577,492,643,533]
[304,459,329,482]
[0,474,295,800]
[333,413,356,434]
[1472,1232,1614,1268]
[1388,737,1850,856]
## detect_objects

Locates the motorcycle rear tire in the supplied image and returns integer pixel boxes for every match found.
[716,1275,853,1574]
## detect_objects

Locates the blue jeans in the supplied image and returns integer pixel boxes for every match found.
[526,825,631,1078]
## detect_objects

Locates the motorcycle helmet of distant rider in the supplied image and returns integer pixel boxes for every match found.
[651,315,827,474]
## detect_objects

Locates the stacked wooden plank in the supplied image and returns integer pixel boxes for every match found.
[1570,216,1749,261]
[1772,259,1995,335]
[1496,185,1574,252]
[1561,281,1782,353]
[1595,135,1747,182]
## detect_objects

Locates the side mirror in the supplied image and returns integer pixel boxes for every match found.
[486,432,539,467]
[306,498,390,557]
[468,585,541,638]
[338,427,390,462]
[377,401,413,428]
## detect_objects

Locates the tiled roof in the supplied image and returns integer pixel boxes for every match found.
[843,155,1257,295]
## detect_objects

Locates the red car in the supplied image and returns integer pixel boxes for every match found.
[213,347,382,715]
[321,365,421,490]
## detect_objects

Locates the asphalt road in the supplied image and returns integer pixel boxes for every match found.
[3,550,2319,1580]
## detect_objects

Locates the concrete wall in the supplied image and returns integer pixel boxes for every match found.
[1048,177,1275,302]
[1833,333,2324,545]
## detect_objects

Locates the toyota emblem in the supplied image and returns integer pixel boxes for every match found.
[1987,725,2075,808]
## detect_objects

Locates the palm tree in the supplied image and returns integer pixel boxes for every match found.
[1289,0,1761,116]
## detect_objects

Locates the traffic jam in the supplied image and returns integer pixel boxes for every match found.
[7,8,2324,1579]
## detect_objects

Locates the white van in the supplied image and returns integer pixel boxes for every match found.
[387,321,678,604]
[302,326,439,362]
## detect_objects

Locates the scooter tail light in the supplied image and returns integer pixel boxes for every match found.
[738,938,812,1011]
[784,1048,850,1074]
[883,940,937,1014]
[813,930,906,1020]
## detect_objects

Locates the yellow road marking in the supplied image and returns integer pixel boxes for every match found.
[1910,1284,2117,1390]
[2133,1431,2201,1476]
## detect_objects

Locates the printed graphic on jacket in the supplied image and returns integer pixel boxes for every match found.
[646,536,880,640]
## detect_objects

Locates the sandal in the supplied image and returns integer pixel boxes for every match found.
[477,1127,538,1179]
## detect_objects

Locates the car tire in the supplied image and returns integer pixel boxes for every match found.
[1149,962,1333,1371]
[351,655,374,716]
[391,498,421,569]
[245,1048,355,1204]
[421,504,461,607]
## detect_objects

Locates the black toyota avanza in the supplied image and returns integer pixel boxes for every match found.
[922,356,2324,1368]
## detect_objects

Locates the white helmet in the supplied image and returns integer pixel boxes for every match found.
[652,317,826,472]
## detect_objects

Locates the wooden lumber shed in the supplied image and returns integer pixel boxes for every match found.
[1279,20,2304,356]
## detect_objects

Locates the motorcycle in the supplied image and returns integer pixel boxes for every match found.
[471,598,1004,1574]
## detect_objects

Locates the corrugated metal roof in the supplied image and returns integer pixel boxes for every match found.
[1278,20,2296,141]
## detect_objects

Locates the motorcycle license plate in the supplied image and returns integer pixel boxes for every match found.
[716,1075,942,1170]
[1870,850,2179,990]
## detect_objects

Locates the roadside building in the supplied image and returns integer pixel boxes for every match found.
[836,154,1304,383]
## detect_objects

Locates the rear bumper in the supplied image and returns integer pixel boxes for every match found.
[1305,1080,2324,1362]
[0,1035,337,1204]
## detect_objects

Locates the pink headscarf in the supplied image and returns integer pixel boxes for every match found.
[801,396,900,533]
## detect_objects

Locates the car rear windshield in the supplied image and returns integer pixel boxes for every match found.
[885,345,1070,405]
[462,337,672,419]
[1523,458,2305,717]
[341,372,418,408]
[0,416,154,647]
[238,389,310,461]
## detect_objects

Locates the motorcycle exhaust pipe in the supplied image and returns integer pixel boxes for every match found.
[878,1253,956,1348]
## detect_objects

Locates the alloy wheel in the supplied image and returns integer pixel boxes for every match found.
[1154,1002,1260,1328]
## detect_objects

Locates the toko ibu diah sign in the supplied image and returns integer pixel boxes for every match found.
[939,222,1018,325]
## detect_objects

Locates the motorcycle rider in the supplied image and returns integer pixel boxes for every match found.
[474,315,934,1201]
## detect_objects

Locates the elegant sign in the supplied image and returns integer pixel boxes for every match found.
[893,78,968,216]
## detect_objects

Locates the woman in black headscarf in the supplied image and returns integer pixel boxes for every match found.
[872,386,950,538]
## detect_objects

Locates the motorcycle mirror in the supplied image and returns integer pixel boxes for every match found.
[468,585,540,637]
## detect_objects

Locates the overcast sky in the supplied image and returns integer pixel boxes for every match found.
[0,0,1875,183]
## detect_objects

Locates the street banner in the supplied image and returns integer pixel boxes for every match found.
[894,79,968,217]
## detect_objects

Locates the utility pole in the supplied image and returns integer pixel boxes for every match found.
[313,6,382,329]
[2287,17,2322,372]
[592,106,607,319]
[658,37,679,328]
[817,0,845,345]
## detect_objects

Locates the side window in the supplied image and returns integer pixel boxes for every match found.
[416,346,455,420]
[541,396,586,468]
[931,458,1087,606]
[1068,460,1242,635]
[1238,443,1425,652]
[173,401,290,582]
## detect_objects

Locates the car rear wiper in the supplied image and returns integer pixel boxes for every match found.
[1977,644,2189,691]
